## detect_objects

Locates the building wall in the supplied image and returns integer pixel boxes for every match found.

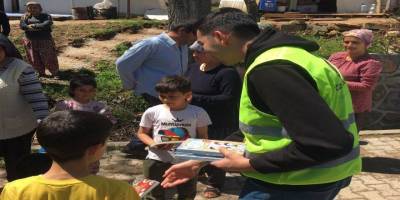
[337,0,393,13]
[14,0,166,15]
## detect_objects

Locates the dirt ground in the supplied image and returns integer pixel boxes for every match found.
[58,28,163,70]
[8,17,399,71]
[9,19,164,70]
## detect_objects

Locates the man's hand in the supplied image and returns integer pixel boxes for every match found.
[161,160,204,188]
[211,147,254,172]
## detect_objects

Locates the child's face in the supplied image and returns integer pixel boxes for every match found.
[159,91,191,110]
[27,5,41,16]
[73,85,96,104]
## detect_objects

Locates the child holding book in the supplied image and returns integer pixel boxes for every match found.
[0,110,139,200]
[54,74,116,174]
[137,75,211,200]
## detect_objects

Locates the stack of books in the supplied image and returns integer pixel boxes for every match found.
[172,138,245,161]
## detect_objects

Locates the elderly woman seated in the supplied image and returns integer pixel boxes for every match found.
[329,29,382,131]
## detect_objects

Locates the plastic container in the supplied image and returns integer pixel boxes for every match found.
[259,0,277,12]
[369,3,376,14]
[277,6,287,12]
[71,7,89,20]
[219,0,247,12]
[360,4,368,13]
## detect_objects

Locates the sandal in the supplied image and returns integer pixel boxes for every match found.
[203,186,221,199]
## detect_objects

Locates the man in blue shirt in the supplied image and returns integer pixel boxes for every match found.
[116,21,198,156]
[116,21,197,105]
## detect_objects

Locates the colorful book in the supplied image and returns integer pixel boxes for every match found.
[173,138,245,161]
[133,179,160,198]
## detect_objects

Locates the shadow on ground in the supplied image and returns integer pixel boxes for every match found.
[362,157,400,174]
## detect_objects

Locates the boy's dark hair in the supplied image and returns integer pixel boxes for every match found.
[198,8,260,40]
[155,75,191,93]
[170,19,201,34]
[69,74,97,97]
[36,110,112,163]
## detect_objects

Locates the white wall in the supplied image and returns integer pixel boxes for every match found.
[16,0,166,15]
[337,0,392,13]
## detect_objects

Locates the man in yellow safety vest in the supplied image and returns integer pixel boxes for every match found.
[161,8,361,200]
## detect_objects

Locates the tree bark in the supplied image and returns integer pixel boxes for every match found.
[167,0,211,28]
[244,0,260,22]
[0,0,4,12]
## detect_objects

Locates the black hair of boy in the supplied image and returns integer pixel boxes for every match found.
[68,74,97,97]
[36,110,112,163]
[155,75,191,94]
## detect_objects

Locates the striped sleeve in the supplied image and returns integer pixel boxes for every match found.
[18,67,49,120]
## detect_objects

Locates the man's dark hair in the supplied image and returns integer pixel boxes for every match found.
[69,74,97,97]
[169,19,201,34]
[155,75,191,93]
[36,111,113,163]
[198,8,260,40]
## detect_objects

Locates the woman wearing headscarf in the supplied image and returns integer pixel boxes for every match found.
[329,29,382,130]
[0,34,49,181]
[20,1,59,78]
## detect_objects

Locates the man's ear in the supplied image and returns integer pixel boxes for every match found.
[212,31,229,46]
[185,91,193,102]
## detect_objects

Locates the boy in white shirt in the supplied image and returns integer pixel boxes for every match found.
[137,75,211,200]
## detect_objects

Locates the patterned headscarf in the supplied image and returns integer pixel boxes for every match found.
[343,29,374,48]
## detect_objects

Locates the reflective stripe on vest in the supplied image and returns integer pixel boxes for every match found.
[241,112,356,137]
[245,145,360,169]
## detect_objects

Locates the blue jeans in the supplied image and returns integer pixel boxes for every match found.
[239,177,351,200]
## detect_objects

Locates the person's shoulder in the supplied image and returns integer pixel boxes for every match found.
[4,175,41,190]
[217,66,240,76]
[329,52,347,60]
[87,176,136,195]
[40,13,51,18]
[146,104,164,112]
[88,175,131,187]
[187,104,207,113]
[143,104,165,116]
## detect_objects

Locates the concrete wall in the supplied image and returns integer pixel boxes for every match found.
[337,0,395,13]
[15,0,166,15]
[367,54,400,130]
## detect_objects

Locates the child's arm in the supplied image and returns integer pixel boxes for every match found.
[196,126,208,139]
[136,127,156,147]
[136,127,174,150]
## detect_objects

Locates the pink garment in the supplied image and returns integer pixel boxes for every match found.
[329,52,382,113]
[343,29,373,48]
[54,99,117,124]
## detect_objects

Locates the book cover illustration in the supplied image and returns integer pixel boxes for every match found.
[173,138,245,161]
[147,127,189,150]
[133,179,160,198]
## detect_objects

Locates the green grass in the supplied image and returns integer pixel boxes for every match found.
[299,33,388,58]
[94,60,149,125]
[113,41,132,57]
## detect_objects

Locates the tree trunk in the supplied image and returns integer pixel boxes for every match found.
[167,0,211,28]
[244,0,260,22]
[11,0,19,12]
[0,0,4,12]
